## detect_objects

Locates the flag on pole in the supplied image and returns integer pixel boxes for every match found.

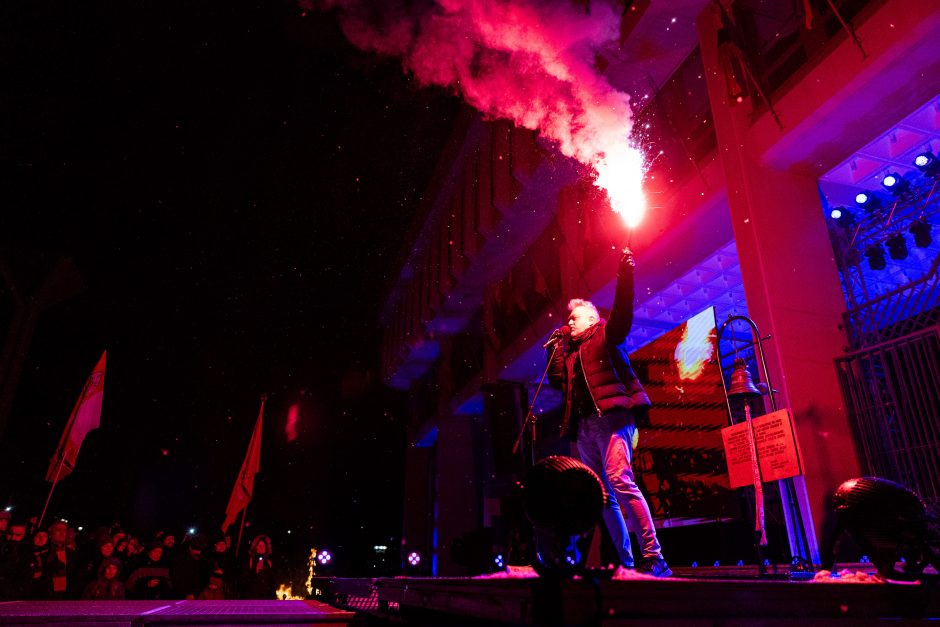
[45,351,107,483]
[221,397,265,533]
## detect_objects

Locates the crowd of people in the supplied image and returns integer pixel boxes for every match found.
[0,511,278,600]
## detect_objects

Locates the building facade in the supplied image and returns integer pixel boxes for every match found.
[381,0,940,575]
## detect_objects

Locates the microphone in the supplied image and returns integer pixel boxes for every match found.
[542,325,571,349]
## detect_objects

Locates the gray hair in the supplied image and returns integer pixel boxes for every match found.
[567,298,599,317]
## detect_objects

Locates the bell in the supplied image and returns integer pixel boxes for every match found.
[728,357,761,398]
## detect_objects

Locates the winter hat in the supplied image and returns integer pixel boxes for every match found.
[95,528,114,548]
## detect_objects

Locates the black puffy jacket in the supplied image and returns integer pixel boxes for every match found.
[548,254,651,439]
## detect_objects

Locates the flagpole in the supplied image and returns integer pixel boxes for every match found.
[231,393,265,558]
[235,501,249,558]
[38,455,66,529]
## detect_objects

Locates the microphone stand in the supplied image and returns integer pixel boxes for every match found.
[512,342,560,466]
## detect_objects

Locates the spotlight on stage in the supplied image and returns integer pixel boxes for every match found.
[881,172,910,197]
[316,550,332,566]
[407,551,421,567]
[830,207,857,234]
[523,455,605,578]
[823,477,940,580]
[911,219,932,248]
[914,151,940,178]
[855,191,881,213]
[886,233,908,261]
[865,244,887,270]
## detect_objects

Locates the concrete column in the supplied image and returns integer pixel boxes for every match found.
[697,5,862,560]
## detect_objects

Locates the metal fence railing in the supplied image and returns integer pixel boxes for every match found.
[835,326,940,508]
[842,254,940,349]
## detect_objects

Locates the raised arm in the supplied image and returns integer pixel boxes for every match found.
[605,247,636,345]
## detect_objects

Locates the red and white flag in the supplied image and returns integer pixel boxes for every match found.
[222,397,265,532]
[46,351,107,483]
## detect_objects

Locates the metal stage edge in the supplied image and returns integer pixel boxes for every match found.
[313,569,940,626]
[0,599,354,626]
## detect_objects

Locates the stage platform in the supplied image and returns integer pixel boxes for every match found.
[2,571,937,626]
[0,599,354,626]
[313,569,940,625]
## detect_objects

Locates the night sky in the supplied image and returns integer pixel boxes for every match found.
[2,0,461,572]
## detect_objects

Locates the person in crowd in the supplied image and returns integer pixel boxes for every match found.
[156,531,177,563]
[208,535,236,598]
[110,527,126,554]
[126,536,143,559]
[125,541,171,599]
[0,511,10,551]
[81,556,125,600]
[78,530,118,593]
[23,530,51,599]
[547,247,671,577]
[46,520,80,598]
[171,533,209,600]
[240,535,275,599]
[114,537,129,561]
[0,519,27,599]
[197,571,226,600]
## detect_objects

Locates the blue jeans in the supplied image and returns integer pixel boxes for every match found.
[576,411,663,567]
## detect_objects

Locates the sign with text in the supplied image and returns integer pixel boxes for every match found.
[721,409,802,488]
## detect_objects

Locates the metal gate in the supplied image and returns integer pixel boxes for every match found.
[835,326,940,508]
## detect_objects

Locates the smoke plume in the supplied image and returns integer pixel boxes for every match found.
[312,0,647,226]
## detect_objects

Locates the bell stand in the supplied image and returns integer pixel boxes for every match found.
[717,314,816,574]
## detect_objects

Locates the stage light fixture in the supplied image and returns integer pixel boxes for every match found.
[317,550,332,565]
[830,207,855,230]
[865,244,887,270]
[910,219,932,248]
[855,191,881,213]
[886,233,908,260]
[914,151,940,178]
[823,477,940,580]
[524,455,604,578]
[407,551,421,566]
[881,172,910,196]
[493,554,505,569]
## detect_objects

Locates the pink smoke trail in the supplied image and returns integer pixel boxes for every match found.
[313,0,647,227]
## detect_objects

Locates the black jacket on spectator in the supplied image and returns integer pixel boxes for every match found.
[171,549,209,599]
[81,557,125,600]
[125,553,171,600]
[23,545,51,600]
[44,543,80,599]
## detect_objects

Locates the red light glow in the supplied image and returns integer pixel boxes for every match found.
[285,403,299,443]
[674,311,715,381]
